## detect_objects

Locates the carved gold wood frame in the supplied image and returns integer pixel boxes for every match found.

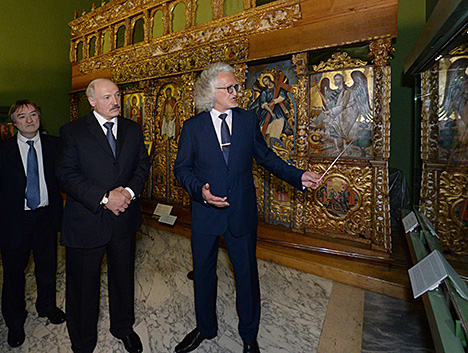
[302,39,392,252]
[420,49,468,254]
[148,73,195,206]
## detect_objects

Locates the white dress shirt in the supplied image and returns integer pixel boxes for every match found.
[210,108,233,149]
[93,111,135,200]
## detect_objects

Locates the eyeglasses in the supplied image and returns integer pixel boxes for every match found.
[216,84,240,94]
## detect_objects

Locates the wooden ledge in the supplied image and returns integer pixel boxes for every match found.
[141,199,413,301]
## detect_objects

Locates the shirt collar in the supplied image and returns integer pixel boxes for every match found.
[17,131,40,144]
[211,108,232,119]
[93,110,118,126]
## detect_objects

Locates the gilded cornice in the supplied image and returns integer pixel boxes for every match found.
[311,52,368,72]
[75,1,302,82]
[70,0,301,39]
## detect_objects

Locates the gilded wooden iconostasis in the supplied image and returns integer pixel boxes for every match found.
[419,45,468,255]
[69,0,396,254]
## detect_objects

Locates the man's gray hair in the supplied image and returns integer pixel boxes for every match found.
[86,78,112,99]
[194,62,234,112]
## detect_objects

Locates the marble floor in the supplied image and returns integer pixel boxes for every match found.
[0,227,434,352]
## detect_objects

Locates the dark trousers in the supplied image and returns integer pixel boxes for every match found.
[65,233,136,353]
[1,206,58,331]
[191,228,260,343]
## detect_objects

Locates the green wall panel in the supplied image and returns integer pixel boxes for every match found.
[390,0,426,196]
[0,0,96,136]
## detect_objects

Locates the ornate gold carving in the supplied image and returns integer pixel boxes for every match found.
[233,63,249,108]
[373,65,391,161]
[211,0,223,21]
[292,80,308,157]
[449,43,468,56]
[83,38,249,84]
[305,162,373,243]
[438,171,468,254]
[311,52,368,72]
[371,160,391,251]
[71,1,301,69]
[419,57,468,255]
[292,52,308,158]
[292,156,308,232]
[419,67,441,237]
[69,94,79,121]
[265,175,295,226]
[420,68,439,162]
[420,165,439,226]
[368,38,395,67]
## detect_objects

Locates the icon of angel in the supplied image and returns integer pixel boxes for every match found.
[439,58,468,151]
[314,71,373,152]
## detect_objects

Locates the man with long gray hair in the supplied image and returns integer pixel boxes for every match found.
[173,62,321,353]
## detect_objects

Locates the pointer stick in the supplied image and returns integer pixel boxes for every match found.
[318,131,364,182]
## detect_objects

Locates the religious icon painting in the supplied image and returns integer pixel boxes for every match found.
[309,66,374,159]
[0,123,14,141]
[438,56,468,162]
[246,59,298,162]
[123,93,145,126]
[154,82,186,142]
[315,177,359,219]
[454,198,468,229]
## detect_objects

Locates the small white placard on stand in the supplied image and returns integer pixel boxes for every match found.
[153,203,173,217]
[408,250,447,298]
[402,211,419,233]
[408,250,468,300]
[158,214,177,226]
[152,203,177,225]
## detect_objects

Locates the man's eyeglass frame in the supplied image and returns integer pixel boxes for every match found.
[216,84,240,94]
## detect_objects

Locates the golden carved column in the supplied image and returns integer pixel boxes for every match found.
[162,3,171,36]
[291,52,309,232]
[419,67,439,222]
[369,38,393,251]
[211,0,223,20]
[244,0,256,10]
[143,9,151,42]
[125,18,131,46]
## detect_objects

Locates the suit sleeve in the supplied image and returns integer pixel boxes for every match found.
[173,122,205,204]
[56,124,108,213]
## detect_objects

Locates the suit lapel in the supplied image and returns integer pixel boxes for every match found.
[40,135,53,183]
[229,108,247,165]
[85,113,115,159]
[200,112,226,164]
[5,136,26,175]
[116,116,127,158]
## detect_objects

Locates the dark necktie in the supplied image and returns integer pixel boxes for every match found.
[219,113,231,163]
[26,140,40,210]
[104,121,116,157]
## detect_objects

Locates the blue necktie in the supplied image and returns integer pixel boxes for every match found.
[26,140,40,210]
[219,113,230,163]
[104,121,116,157]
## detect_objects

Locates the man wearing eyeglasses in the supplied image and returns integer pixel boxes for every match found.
[173,62,321,353]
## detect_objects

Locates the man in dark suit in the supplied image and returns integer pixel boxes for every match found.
[0,99,66,348]
[173,63,321,353]
[56,78,150,353]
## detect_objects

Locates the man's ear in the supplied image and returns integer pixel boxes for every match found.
[88,96,95,107]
